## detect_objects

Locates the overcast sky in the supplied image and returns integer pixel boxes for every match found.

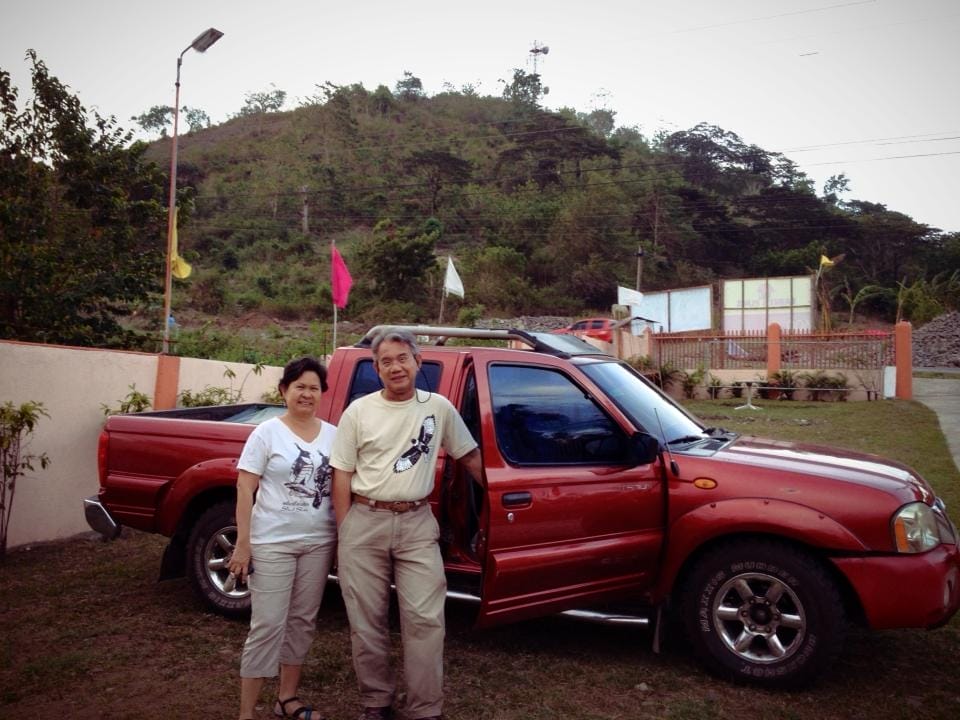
[3,0,958,233]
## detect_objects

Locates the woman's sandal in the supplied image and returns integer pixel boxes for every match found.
[274,695,326,720]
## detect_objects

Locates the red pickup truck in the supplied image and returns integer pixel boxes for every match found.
[85,325,960,687]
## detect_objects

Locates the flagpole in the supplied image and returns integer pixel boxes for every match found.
[332,302,338,357]
[438,291,445,325]
[330,241,352,356]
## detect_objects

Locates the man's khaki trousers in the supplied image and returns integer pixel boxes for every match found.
[338,502,446,719]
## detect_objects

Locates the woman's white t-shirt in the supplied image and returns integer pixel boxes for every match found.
[237,416,337,544]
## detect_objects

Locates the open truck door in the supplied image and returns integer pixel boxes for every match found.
[470,354,666,628]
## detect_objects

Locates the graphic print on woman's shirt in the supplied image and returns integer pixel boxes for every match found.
[393,415,436,473]
[284,444,333,509]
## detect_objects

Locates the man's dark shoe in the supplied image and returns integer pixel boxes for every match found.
[358,708,393,720]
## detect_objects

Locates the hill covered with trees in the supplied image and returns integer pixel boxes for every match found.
[148,69,960,330]
[3,58,959,359]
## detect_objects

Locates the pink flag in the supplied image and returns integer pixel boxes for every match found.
[331,244,353,309]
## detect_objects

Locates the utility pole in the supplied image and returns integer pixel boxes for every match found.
[301,186,309,234]
[636,245,644,291]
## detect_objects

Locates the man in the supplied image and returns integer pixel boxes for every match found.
[331,329,483,720]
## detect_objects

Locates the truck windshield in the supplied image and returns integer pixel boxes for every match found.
[580,360,704,443]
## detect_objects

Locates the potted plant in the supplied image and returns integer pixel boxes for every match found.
[680,367,706,400]
[756,374,782,400]
[730,381,744,399]
[657,362,681,393]
[770,370,799,400]
[800,371,850,401]
[707,374,723,400]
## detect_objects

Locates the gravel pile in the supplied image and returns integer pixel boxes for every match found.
[913,312,960,368]
[476,316,572,332]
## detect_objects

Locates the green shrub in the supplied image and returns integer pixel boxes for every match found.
[1,401,50,556]
[101,384,152,416]
[456,304,486,327]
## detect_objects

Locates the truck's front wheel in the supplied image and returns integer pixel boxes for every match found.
[681,539,846,688]
[187,500,251,619]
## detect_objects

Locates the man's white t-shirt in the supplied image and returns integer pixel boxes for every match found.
[237,416,337,544]
[331,389,476,502]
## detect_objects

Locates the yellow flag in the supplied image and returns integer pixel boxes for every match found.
[171,207,192,279]
[819,254,834,268]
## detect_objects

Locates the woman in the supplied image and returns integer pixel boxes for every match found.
[230,356,336,720]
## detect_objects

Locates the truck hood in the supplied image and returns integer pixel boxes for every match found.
[712,435,934,504]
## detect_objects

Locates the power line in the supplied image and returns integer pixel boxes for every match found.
[805,149,960,166]
[670,0,877,34]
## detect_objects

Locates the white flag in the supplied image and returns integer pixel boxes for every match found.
[444,256,464,298]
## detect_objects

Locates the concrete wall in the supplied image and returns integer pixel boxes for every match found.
[0,340,281,549]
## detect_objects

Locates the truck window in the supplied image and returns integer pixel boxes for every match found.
[488,365,630,465]
[347,359,443,405]
[460,367,481,444]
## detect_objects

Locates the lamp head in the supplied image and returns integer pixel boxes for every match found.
[190,28,224,53]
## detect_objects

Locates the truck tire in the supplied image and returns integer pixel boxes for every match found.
[187,500,251,619]
[681,539,845,688]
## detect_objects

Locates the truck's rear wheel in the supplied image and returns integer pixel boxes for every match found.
[681,539,845,688]
[187,500,251,619]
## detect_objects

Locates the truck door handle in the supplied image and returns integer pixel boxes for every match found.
[502,491,532,508]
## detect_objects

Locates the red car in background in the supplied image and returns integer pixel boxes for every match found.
[553,317,614,343]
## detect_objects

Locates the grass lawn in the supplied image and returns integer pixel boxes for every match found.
[1,399,959,719]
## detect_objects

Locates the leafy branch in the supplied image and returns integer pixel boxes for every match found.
[1,401,51,557]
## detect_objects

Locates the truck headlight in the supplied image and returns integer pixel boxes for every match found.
[892,502,940,553]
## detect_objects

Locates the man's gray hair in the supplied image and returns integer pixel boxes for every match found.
[371,328,421,358]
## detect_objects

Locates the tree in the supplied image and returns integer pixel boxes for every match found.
[582,108,616,138]
[464,245,531,313]
[357,219,438,302]
[404,149,472,213]
[395,71,424,101]
[822,173,850,205]
[132,104,174,136]
[1,51,168,346]
[844,200,933,289]
[370,84,395,115]
[132,105,209,136]
[238,86,287,115]
[501,68,548,108]
[182,106,211,133]
[661,123,795,195]
[495,111,619,189]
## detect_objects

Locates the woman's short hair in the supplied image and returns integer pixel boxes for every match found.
[279,356,328,392]
[370,329,420,359]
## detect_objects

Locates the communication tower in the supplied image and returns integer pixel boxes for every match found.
[529,41,549,74]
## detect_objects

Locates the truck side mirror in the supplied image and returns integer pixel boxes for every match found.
[630,432,661,466]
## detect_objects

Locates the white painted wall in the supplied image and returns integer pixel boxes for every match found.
[0,341,281,549]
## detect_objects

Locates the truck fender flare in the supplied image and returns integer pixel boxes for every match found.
[156,457,239,536]
[655,497,868,598]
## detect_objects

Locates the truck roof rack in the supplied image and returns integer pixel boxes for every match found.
[355,325,608,359]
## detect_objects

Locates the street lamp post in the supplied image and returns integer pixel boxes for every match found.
[162,27,223,354]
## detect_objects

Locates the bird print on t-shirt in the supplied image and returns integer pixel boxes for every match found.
[285,443,332,508]
[393,415,436,472]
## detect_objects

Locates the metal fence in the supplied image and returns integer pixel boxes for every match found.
[653,329,894,372]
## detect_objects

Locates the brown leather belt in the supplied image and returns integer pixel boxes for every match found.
[352,494,428,513]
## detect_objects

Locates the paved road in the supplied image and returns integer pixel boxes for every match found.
[913,371,960,473]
